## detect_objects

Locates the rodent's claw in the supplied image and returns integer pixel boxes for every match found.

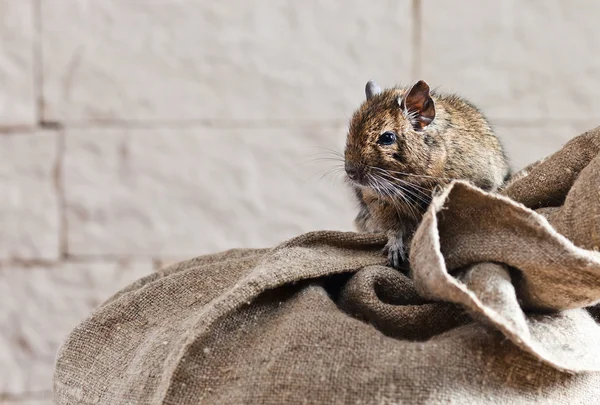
[387,247,405,270]
[383,236,409,273]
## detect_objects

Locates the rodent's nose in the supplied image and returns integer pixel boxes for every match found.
[345,162,361,181]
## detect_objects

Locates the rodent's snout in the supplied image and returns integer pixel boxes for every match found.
[345,162,366,183]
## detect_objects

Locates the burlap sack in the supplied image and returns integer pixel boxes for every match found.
[54,127,600,405]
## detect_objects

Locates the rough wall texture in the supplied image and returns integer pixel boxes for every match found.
[1,0,599,401]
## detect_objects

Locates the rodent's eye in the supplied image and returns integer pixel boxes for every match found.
[377,131,397,146]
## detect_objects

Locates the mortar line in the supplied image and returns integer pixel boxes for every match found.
[0,389,52,401]
[33,0,44,125]
[0,259,60,268]
[29,119,350,130]
[66,254,198,261]
[411,0,422,80]
[0,125,40,134]
[2,118,593,133]
[54,129,68,259]
[0,255,165,268]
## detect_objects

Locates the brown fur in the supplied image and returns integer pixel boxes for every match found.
[345,81,511,270]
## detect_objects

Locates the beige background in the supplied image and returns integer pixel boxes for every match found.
[1,0,599,402]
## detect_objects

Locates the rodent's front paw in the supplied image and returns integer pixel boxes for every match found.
[383,235,409,272]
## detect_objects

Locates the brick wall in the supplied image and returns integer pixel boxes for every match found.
[1,1,599,402]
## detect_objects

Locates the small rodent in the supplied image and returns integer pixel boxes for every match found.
[344,79,511,270]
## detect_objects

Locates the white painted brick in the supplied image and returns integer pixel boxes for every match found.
[0,132,59,260]
[496,123,598,171]
[422,0,600,122]
[41,0,412,123]
[0,260,152,394]
[64,127,356,256]
[0,0,36,126]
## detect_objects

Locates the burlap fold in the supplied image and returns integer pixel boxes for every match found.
[54,127,600,405]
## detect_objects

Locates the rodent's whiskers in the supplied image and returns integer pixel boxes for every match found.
[306,146,344,158]
[306,165,345,184]
[300,157,345,166]
[374,170,433,195]
[300,147,344,167]
[368,165,458,182]
[367,173,414,221]
[301,146,345,185]
[320,147,344,157]
[330,169,346,187]
[368,173,421,222]
[370,171,433,223]
[373,169,434,204]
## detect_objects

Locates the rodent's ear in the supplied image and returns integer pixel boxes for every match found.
[400,80,435,130]
[365,80,382,100]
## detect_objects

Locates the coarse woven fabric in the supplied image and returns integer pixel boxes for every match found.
[54,127,600,405]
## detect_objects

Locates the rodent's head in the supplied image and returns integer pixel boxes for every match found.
[344,80,444,201]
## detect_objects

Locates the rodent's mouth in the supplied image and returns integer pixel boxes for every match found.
[346,174,389,195]
[345,173,370,188]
